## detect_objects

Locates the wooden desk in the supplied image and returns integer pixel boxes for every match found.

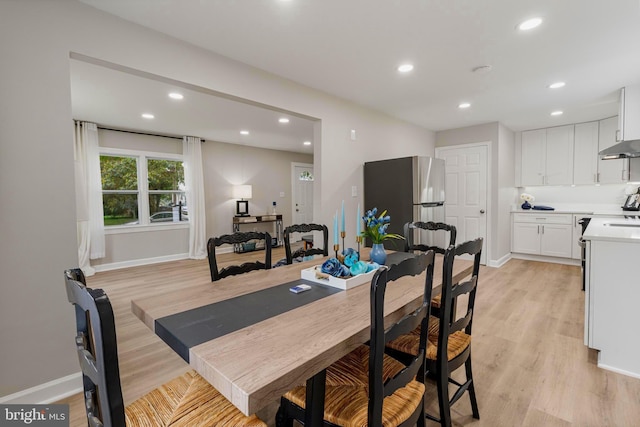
[131,251,473,423]
[233,215,283,251]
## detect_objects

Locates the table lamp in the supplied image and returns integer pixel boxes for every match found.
[233,184,252,216]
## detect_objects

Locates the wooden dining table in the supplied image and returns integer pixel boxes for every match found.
[131,250,473,426]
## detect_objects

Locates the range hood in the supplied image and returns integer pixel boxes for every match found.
[599,139,640,159]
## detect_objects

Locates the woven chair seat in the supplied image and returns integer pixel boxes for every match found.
[125,370,266,427]
[431,294,441,308]
[386,317,471,362]
[283,345,425,427]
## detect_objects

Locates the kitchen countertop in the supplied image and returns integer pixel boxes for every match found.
[582,217,640,243]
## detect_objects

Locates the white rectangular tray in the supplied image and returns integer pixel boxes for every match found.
[300,265,376,290]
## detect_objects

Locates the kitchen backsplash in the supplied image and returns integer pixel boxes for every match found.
[518,183,639,207]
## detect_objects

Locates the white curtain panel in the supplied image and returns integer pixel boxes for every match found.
[183,136,207,259]
[74,121,105,271]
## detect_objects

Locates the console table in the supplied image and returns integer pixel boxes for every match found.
[232,214,283,252]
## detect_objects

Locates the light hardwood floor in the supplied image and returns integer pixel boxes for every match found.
[58,249,640,426]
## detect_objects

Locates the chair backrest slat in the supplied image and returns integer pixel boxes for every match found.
[404,221,457,254]
[284,224,328,264]
[64,269,126,427]
[207,232,272,281]
[368,251,435,425]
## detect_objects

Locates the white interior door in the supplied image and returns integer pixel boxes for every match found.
[292,163,314,226]
[436,144,488,264]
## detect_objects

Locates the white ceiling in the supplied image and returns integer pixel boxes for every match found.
[70,60,317,154]
[77,0,640,136]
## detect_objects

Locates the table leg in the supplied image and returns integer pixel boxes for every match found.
[304,369,326,427]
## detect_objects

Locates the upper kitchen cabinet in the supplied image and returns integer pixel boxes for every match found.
[618,85,640,142]
[573,121,599,184]
[521,125,574,186]
[573,118,629,185]
[521,129,546,186]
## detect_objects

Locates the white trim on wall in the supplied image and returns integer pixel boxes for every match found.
[94,253,189,272]
[0,372,82,405]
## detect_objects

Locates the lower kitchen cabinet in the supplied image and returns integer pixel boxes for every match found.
[512,213,573,258]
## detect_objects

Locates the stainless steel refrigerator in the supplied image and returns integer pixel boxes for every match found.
[363,156,447,250]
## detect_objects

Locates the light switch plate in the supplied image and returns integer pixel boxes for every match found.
[352,186,357,197]
[280,192,285,197]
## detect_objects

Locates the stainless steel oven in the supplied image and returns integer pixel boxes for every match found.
[578,217,592,291]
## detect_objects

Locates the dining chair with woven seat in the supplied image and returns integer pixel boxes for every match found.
[207,231,272,281]
[404,221,457,315]
[276,251,435,427]
[64,268,267,427]
[386,238,483,427]
[283,223,328,264]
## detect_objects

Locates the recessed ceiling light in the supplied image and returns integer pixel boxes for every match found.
[548,82,566,89]
[397,64,414,73]
[303,141,312,146]
[518,17,542,31]
[240,130,250,135]
[168,92,184,100]
[279,118,290,124]
[551,110,563,116]
[141,113,154,119]
[458,102,471,109]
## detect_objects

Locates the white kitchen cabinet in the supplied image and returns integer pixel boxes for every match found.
[618,85,640,142]
[573,121,599,185]
[512,222,540,254]
[599,116,629,183]
[520,129,546,186]
[520,126,574,186]
[545,125,575,185]
[512,213,573,258]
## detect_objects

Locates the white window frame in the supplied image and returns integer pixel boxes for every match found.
[99,147,188,234]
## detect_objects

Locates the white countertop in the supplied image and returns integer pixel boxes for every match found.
[582,217,640,242]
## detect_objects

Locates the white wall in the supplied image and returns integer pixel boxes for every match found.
[519,184,633,208]
[202,140,313,238]
[497,124,517,261]
[0,0,433,397]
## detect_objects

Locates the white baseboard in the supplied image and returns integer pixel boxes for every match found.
[597,362,640,380]
[0,372,82,404]
[94,253,189,272]
[488,253,511,268]
[510,253,580,266]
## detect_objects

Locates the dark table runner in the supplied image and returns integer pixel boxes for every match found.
[156,251,415,361]
[155,279,340,361]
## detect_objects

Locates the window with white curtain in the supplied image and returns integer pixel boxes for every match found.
[99,148,187,227]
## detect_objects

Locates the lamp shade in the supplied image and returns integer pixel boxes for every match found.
[233,184,252,199]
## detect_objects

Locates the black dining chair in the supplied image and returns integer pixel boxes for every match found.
[404,221,457,255]
[283,223,329,264]
[63,268,266,427]
[404,221,457,315]
[207,231,272,281]
[386,238,483,427]
[276,251,435,427]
